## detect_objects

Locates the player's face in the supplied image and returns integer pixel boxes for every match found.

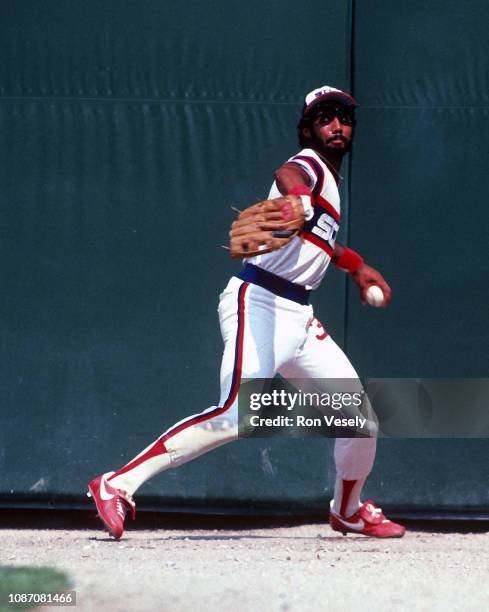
[304,105,354,155]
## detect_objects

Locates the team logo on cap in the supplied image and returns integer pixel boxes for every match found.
[306,86,343,107]
[303,85,357,115]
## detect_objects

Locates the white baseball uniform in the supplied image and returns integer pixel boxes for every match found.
[107,147,377,509]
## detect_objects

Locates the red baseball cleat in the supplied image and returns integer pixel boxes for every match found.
[87,472,136,539]
[329,499,406,538]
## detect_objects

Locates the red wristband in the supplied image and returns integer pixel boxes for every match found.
[286,184,313,197]
[335,246,364,273]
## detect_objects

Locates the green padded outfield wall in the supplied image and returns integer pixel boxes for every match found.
[1,0,488,514]
[0,0,351,511]
[346,0,489,513]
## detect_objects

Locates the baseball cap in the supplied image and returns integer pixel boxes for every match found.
[302,85,358,117]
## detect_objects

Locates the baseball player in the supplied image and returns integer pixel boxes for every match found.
[88,85,405,539]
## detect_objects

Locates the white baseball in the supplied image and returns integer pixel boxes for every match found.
[366,285,385,307]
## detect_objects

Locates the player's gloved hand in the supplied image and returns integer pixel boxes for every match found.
[228,195,305,258]
[351,263,392,306]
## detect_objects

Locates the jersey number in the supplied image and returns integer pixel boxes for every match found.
[311,212,339,249]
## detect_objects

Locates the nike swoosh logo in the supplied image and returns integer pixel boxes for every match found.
[99,477,115,501]
[338,517,365,530]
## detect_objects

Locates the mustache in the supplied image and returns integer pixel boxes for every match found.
[327,134,347,144]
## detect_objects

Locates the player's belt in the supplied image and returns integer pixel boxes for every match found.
[237,264,311,305]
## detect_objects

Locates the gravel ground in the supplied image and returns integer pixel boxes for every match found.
[1,518,488,612]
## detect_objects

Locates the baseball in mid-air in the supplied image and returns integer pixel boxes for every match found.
[366,285,385,307]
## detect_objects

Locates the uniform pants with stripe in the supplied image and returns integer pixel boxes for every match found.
[107,277,376,495]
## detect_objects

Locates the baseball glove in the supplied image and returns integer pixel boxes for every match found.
[229,195,305,258]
